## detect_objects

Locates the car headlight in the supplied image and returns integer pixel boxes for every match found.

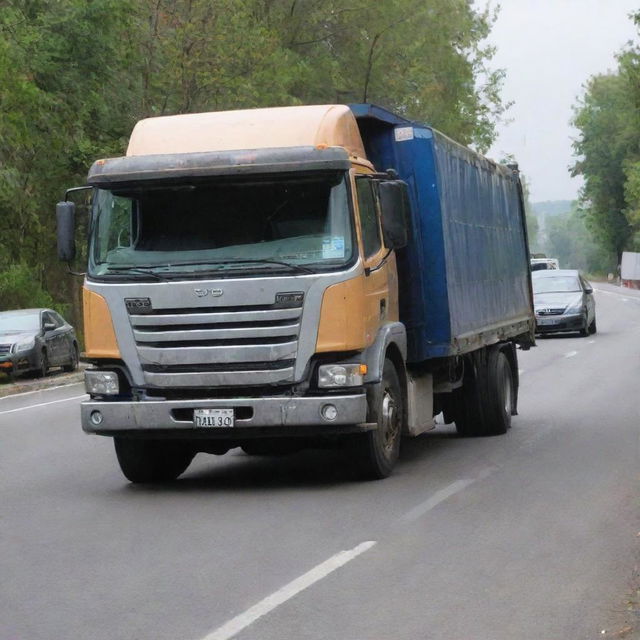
[85,370,119,395]
[318,364,367,388]
[564,301,584,314]
[13,338,35,353]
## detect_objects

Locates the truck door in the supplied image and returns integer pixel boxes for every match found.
[354,176,398,341]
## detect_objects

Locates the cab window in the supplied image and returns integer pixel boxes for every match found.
[355,178,382,258]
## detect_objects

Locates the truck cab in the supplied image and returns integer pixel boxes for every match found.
[58,105,412,481]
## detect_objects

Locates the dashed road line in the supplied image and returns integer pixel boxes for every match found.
[199,541,376,640]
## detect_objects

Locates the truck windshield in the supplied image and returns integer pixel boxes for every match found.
[88,173,353,278]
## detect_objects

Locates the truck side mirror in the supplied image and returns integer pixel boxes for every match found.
[378,180,409,250]
[56,201,76,261]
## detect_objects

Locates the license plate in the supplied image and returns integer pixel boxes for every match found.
[536,317,557,326]
[193,408,234,428]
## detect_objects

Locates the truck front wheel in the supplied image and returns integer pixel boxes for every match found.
[114,438,195,483]
[355,358,403,479]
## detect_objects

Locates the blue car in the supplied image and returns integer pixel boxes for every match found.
[0,308,79,378]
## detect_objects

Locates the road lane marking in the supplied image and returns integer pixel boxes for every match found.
[0,381,83,400]
[0,394,86,416]
[401,467,495,524]
[200,541,376,640]
[564,351,578,358]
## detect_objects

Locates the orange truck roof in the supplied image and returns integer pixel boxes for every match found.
[126,105,367,161]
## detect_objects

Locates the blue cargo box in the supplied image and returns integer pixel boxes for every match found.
[350,104,534,363]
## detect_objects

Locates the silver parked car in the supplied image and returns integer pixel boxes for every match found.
[532,269,596,337]
[0,308,79,377]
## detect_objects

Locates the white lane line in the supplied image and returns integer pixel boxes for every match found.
[0,394,86,416]
[564,351,578,358]
[200,541,376,640]
[588,340,595,344]
[401,467,495,524]
[0,381,83,401]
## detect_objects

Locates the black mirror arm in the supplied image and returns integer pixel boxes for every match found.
[364,249,393,276]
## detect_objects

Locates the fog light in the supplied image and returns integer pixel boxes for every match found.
[318,364,365,388]
[90,410,104,426]
[85,370,119,395]
[321,404,338,421]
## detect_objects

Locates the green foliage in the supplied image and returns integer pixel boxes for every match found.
[538,204,616,275]
[0,0,509,312]
[572,13,640,261]
[0,263,55,311]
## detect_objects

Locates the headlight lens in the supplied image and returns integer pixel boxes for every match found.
[318,364,366,388]
[85,370,119,395]
[564,301,584,314]
[13,338,35,353]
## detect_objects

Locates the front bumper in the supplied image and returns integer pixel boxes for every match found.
[535,312,585,333]
[81,393,369,437]
[0,350,35,374]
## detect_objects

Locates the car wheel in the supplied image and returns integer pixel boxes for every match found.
[579,312,589,337]
[588,315,597,334]
[35,350,48,378]
[63,343,79,372]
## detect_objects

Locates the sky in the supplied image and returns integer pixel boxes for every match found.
[485,0,639,203]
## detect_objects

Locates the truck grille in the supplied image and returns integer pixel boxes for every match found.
[128,303,302,387]
[0,344,11,355]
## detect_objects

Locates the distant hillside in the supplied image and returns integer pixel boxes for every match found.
[531,200,574,217]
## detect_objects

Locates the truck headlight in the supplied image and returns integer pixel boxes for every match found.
[318,364,367,388]
[85,370,119,395]
[13,338,35,353]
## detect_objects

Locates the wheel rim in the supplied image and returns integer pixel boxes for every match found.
[503,367,512,416]
[380,388,400,455]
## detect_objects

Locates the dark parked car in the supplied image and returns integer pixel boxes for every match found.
[0,308,79,378]
[532,269,596,336]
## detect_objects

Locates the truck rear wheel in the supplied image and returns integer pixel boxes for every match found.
[455,347,514,437]
[355,358,403,479]
[114,438,195,483]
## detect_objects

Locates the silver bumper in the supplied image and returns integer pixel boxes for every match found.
[81,394,368,434]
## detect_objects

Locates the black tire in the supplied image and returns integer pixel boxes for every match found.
[63,343,79,372]
[114,438,195,483]
[35,350,48,378]
[455,347,514,437]
[241,439,301,456]
[588,315,597,335]
[579,312,589,337]
[354,358,403,479]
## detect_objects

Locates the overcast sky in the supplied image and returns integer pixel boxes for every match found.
[485,0,639,203]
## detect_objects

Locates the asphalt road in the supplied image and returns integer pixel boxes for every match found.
[2,283,639,640]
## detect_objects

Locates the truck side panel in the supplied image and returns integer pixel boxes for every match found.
[351,104,534,362]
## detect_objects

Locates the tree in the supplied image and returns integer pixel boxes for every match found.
[571,12,640,262]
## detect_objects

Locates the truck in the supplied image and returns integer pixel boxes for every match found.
[56,103,535,483]
[621,251,640,289]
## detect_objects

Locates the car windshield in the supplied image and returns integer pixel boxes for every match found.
[89,172,353,278]
[533,276,582,294]
[0,312,40,331]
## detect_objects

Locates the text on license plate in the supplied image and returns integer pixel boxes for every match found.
[193,408,234,427]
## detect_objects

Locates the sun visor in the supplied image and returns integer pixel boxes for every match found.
[87,146,351,188]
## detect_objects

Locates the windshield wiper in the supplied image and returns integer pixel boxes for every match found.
[158,258,316,275]
[105,266,168,281]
